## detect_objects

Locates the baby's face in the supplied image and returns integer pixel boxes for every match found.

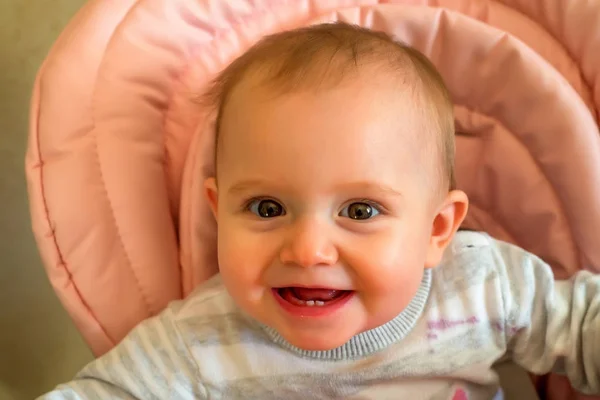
[206,73,443,351]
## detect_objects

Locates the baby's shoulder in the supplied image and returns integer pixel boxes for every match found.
[431,231,524,296]
[166,275,230,315]
[164,275,256,341]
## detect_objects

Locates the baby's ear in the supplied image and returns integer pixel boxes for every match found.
[204,177,219,219]
[424,190,469,268]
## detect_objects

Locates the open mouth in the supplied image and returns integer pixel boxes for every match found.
[274,287,353,307]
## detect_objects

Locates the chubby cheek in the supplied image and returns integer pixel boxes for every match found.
[217,220,278,300]
[346,228,429,327]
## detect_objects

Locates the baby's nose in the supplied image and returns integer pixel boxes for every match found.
[279,218,338,268]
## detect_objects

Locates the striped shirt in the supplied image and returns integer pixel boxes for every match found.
[40,232,600,399]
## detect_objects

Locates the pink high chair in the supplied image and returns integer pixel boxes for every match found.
[26,0,600,399]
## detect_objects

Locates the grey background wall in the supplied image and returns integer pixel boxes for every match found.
[0,1,92,399]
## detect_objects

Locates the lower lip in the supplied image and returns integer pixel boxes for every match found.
[272,289,354,317]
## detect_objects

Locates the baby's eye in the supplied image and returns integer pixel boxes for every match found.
[339,202,380,220]
[247,199,285,218]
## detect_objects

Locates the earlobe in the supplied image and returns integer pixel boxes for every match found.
[424,190,469,268]
[204,177,219,219]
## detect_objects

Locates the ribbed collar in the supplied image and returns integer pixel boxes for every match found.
[260,269,432,360]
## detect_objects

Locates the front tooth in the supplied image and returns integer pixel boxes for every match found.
[315,301,325,306]
[306,300,315,306]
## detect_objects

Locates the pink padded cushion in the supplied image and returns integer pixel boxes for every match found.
[27,1,600,398]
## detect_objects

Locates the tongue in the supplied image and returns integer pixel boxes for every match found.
[291,288,343,301]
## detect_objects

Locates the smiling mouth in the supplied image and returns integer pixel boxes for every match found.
[275,287,352,307]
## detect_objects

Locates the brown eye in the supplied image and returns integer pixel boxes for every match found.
[340,202,379,220]
[249,199,285,218]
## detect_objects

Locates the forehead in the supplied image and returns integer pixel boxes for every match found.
[217,70,432,190]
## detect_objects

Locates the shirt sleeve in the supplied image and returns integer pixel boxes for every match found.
[493,240,600,395]
[37,308,206,400]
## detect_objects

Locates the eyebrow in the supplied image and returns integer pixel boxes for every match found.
[335,181,403,198]
[227,179,402,198]
[227,179,273,195]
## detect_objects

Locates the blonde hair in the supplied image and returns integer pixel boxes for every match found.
[203,22,456,192]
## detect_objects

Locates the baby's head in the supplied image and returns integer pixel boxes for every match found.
[203,23,468,351]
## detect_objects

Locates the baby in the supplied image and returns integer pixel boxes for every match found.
[41,23,600,400]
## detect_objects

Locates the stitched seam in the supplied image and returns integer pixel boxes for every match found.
[89,0,160,318]
[161,67,188,296]
[32,73,116,347]
[91,127,153,315]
